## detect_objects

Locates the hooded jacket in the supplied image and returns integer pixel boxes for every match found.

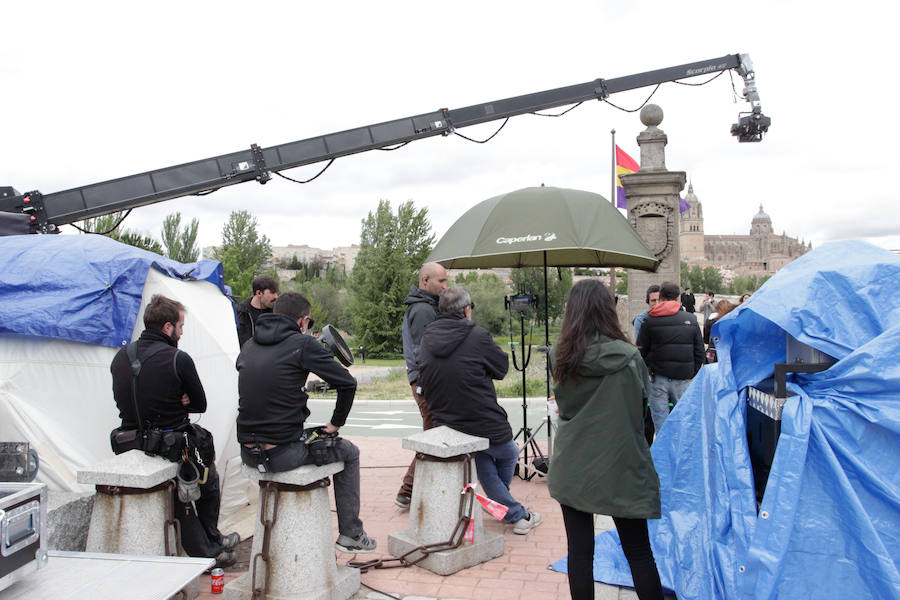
[401,285,440,383]
[236,296,270,348]
[548,335,660,518]
[236,313,356,445]
[417,313,511,444]
[636,300,705,379]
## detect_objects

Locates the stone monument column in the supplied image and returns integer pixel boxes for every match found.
[621,104,686,332]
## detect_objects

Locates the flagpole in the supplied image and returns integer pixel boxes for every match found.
[610,129,617,292]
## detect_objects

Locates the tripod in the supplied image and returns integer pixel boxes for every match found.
[507,299,548,481]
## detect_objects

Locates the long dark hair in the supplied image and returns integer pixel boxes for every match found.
[552,279,629,384]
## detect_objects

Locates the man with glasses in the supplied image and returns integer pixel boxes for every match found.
[416,285,542,535]
[235,292,375,553]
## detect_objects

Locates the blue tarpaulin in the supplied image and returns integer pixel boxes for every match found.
[0,234,226,348]
[551,240,900,599]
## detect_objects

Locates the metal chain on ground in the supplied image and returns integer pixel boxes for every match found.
[348,454,475,572]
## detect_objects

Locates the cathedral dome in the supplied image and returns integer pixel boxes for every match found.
[752,204,771,223]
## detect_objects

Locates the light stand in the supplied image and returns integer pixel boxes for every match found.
[506,293,548,481]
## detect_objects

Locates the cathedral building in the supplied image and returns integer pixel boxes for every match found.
[679,184,810,274]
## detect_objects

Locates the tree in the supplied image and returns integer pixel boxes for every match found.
[350,200,434,356]
[454,272,508,336]
[213,210,272,300]
[509,267,573,325]
[161,212,200,263]
[78,212,163,254]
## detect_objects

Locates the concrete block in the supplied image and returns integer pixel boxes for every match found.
[240,461,344,486]
[78,450,178,556]
[224,463,359,600]
[85,487,174,555]
[76,449,177,488]
[47,490,94,551]
[388,451,504,575]
[401,425,489,458]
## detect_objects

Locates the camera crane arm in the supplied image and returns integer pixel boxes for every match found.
[1,53,768,233]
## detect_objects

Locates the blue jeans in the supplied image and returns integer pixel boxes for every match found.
[474,440,528,523]
[649,374,693,434]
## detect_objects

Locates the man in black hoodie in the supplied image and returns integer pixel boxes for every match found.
[394,261,447,508]
[236,292,375,553]
[417,285,542,535]
[236,274,279,348]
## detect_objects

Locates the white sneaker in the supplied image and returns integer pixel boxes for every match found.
[512,510,543,535]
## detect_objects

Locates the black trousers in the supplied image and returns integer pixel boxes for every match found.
[176,462,225,558]
[560,504,663,600]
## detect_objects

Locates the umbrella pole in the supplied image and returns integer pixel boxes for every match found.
[544,252,553,458]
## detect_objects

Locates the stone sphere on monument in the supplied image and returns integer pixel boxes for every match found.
[640,104,663,127]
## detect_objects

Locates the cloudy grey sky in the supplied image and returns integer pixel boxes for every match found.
[3,1,897,253]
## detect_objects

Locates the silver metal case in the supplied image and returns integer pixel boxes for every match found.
[0,482,48,592]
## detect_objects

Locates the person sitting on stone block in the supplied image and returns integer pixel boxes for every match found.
[236,292,376,554]
[416,285,542,535]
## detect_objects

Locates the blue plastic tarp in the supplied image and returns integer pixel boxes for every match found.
[551,240,900,599]
[0,234,227,348]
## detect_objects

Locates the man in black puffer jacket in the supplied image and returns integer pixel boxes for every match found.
[636,281,704,435]
[417,285,542,535]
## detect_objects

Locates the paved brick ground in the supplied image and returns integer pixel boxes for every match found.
[196,435,638,600]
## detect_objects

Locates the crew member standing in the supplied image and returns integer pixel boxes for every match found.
[394,261,447,509]
[236,274,279,347]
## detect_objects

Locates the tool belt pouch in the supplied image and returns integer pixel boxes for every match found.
[187,424,216,465]
[303,426,340,467]
[176,460,202,503]
[110,427,142,455]
[159,431,185,462]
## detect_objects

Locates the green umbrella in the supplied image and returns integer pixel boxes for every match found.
[427,186,659,270]
[428,186,658,480]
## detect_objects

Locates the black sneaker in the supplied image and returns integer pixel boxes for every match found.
[394,494,411,509]
[222,532,241,551]
[214,549,238,569]
[334,532,377,553]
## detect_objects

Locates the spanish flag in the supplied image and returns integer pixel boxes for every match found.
[617,145,690,212]
[615,145,639,209]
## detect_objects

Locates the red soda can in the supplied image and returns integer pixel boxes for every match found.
[211,568,225,594]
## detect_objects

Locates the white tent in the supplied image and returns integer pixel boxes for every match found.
[0,236,252,517]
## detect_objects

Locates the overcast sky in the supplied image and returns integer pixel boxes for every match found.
[3,1,897,255]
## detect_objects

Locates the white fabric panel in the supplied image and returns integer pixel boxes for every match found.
[0,268,251,517]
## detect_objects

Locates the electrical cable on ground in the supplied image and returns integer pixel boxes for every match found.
[273,158,336,184]
[360,581,403,600]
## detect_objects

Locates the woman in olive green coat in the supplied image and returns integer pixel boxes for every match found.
[549,279,662,600]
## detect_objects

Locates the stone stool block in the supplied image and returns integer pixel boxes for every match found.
[224,462,360,600]
[77,450,178,556]
[388,426,504,575]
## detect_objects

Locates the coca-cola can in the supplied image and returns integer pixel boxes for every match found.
[211,567,225,594]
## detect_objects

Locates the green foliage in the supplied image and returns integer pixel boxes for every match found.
[160,212,200,263]
[615,269,628,295]
[453,272,508,335]
[284,278,354,333]
[728,274,771,294]
[78,212,163,254]
[350,200,434,356]
[213,210,272,300]
[685,264,724,294]
[509,267,573,324]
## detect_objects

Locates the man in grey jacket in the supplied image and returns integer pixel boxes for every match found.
[394,261,447,508]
